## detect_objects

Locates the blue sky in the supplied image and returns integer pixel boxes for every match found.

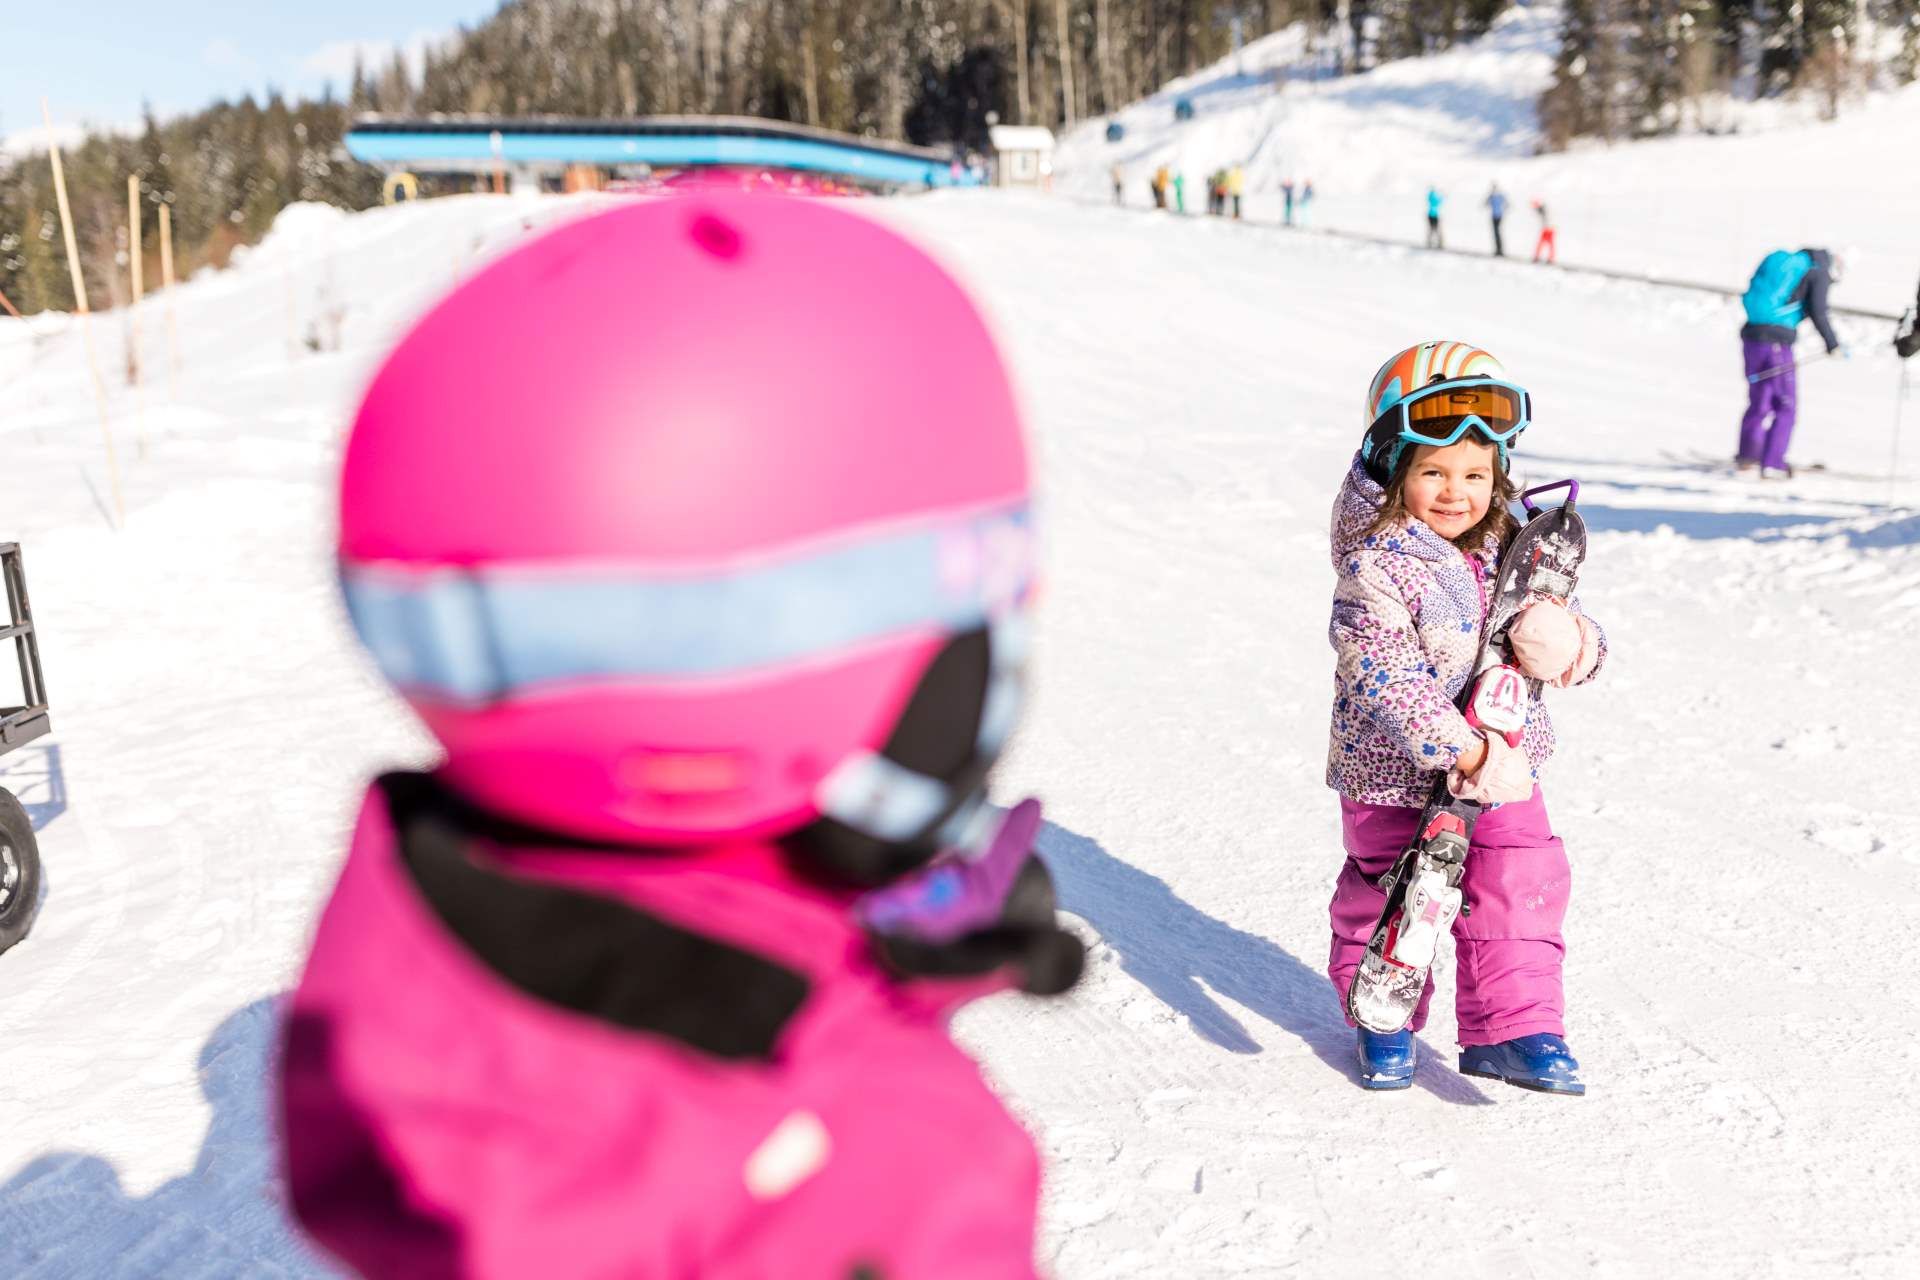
[6,2,504,142]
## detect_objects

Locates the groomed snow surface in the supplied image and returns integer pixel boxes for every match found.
[2,182,1919,1278]
[1056,0,1920,317]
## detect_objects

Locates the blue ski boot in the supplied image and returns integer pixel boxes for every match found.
[1458,1033,1585,1095]
[1356,1027,1415,1090]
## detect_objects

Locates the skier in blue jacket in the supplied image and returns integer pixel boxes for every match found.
[1737,247,1844,478]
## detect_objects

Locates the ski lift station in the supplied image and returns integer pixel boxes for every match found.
[344,115,979,195]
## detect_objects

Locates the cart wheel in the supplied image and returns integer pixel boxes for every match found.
[0,787,42,955]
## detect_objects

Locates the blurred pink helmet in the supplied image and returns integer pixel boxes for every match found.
[339,195,1033,872]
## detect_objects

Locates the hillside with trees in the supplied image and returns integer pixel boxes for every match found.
[1,99,377,317]
[5,1,1916,314]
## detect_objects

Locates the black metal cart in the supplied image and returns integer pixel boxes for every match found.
[0,542,49,955]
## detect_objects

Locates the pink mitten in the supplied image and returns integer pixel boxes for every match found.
[1508,603,1583,684]
[1447,731,1534,804]
[1557,614,1602,688]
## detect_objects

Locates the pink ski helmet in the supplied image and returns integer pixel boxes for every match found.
[339,196,1034,875]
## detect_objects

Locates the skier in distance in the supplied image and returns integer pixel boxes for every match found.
[1736,247,1846,479]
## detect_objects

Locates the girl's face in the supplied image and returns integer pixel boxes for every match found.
[1400,438,1497,541]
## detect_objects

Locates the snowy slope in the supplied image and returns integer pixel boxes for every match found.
[2,188,1918,1277]
[1056,1,1920,316]
[0,193,606,1278]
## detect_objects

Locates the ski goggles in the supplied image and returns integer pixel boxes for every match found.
[1363,377,1532,479]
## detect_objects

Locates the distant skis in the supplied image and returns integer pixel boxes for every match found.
[1657,449,1908,485]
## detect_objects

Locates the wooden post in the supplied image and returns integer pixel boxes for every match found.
[158,202,178,393]
[43,99,125,529]
[801,20,820,125]
[127,174,146,455]
[127,174,143,384]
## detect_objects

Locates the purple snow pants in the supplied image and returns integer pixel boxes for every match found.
[1738,339,1797,470]
[1327,787,1570,1046]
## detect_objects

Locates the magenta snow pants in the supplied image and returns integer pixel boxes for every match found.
[1327,787,1570,1045]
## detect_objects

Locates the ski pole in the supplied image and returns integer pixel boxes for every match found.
[1893,361,1910,492]
[1747,350,1831,384]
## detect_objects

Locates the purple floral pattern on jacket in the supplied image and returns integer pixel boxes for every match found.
[1324,455,1606,808]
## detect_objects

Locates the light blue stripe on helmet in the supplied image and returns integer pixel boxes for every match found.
[1373,375,1405,419]
[343,506,1033,703]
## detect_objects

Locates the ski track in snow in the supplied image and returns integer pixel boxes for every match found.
[0,186,1916,1277]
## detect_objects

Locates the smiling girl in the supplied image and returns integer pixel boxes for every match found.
[1324,341,1607,1094]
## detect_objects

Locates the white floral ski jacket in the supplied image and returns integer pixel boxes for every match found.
[1325,455,1607,809]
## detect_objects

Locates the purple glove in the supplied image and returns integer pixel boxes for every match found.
[854,799,1083,996]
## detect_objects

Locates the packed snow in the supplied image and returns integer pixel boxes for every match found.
[1055,1,1920,316]
[2,142,1919,1280]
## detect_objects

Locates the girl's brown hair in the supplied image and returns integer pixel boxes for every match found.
[1364,440,1520,553]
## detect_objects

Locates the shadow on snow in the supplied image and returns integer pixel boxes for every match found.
[1039,820,1491,1105]
[0,827,1502,1276]
[0,998,335,1278]
[0,741,68,832]
[1576,503,1851,541]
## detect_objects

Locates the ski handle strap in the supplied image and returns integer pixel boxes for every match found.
[1519,478,1578,516]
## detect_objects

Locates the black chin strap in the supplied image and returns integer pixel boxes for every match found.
[377,772,810,1060]
[787,624,1018,886]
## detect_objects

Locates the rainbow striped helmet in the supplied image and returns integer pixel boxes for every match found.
[1360,340,1531,482]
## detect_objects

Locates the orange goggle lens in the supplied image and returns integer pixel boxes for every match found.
[1403,384,1525,439]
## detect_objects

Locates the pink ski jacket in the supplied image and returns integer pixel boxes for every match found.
[279,774,1053,1280]
[1324,456,1606,809]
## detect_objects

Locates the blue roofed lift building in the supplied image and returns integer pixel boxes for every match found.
[344,115,984,197]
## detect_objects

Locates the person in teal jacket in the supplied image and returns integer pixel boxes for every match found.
[1425,187,1444,249]
[1737,247,1843,478]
